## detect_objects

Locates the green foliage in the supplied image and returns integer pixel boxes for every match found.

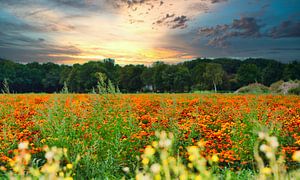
[119,65,145,93]
[0,58,299,93]
[237,64,261,86]
[203,63,225,92]
[288,84,300,95]
[96,72,119,94]
[235,83,270,94]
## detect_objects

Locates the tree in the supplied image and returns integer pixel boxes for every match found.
[173,65,191,92]
[237,64,261,86]
[152,62,168,92]
[203,63,224,92]
[283,61,300,81]
[190,63,207,90]
[262,62,284,86]
[119,65,145,93]
[141,67,154,92]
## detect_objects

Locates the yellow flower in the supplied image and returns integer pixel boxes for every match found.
[64,177,73,180]
[144,146,155,157]
[188,146,199,153]
[189,155,196,161]
[142,157,149,165]
[211,154,219,163]
[152,141,158,148]
[195,175,202,180]
[154,174,161,180]
[30,168,41,177]
[67,163,73,169]
[179,173,187,180]
[261,167,272,175]
[292,151,300,162]
[40,139,46,144]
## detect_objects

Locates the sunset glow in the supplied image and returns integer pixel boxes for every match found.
[0,0,299,64]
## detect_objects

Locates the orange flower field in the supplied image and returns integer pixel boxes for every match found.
[0,94,299,178]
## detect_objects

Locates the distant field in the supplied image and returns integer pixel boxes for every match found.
[0,94,299,179]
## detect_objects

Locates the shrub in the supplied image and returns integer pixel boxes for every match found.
[235,83,270,94]
[288,84,300,95]
[270,80,300,94]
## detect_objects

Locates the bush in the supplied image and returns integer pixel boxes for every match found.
[235,83,270,94]
[270,80,299,94]
[288,85,300,95]
[269,80,284,93]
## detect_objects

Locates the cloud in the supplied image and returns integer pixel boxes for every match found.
[199,17,262,47]
[269,20,300,38]
[171,16,189,29]
[153,14,189,29]
[210,0,228,3]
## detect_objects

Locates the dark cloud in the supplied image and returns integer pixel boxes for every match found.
[154,14,188,29]
[199,17,262,47]
[269,20,300,38]
[154,13,175,25]
[171,16,189,29]
[202,0,227,4]
[0,43,82,63]
[110,0,156,8]
[231,17,261,37]
[199,16,300,48]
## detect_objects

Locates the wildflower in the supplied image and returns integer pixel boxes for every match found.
[258,132,266,140]
[266,152,273,159]
[45,151,54,160]
[269,136,279,148]
[18,141,29,150]
[187,146,199,153]
[154,174,161,180]
[144,146,155,157]
[292,151,300,162]
[40,139,46,144]
[67,163,73,169]
[261,167,272,175]
[142,157,150,165]
[179,173,187,180]
[150,163,161,174]
[195,175,202,180]
[152,141,158,148]
[122,167,130,173]
[189,155,196,161]
[211,154,219,163]
[30,168,41,177]
[260,144,271,152]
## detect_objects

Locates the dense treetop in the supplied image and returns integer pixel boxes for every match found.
[0,58,299,93]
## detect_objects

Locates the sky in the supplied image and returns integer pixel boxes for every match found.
[0,0,299,65]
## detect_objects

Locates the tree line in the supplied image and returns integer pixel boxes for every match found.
[0,57,299,93]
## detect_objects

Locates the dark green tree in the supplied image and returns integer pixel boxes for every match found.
[237,64,261,86]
